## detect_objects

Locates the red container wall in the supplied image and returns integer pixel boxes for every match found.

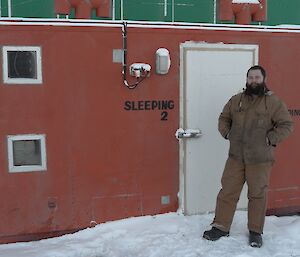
[0,25,180,243]
[0,24,299,243]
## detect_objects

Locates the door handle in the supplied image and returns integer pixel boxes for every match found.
[175,128,203,139]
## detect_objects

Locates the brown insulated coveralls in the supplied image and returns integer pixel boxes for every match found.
[213,91,293,234]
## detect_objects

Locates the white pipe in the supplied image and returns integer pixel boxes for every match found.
[8,0,11,17]
[0,0,2,17]
[120,0,123,20]
[213,0,217,24]
[164,0,167,17]
[2,20,300,35]
[112,0,115,20]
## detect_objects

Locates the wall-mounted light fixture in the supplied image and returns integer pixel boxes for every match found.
[156,48,171,75]
[129,63,151,78]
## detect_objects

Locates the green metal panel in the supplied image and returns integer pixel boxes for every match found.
[267,0,300,25]
[116,0,300,25]
[119,0,171,21]
[173,0,214,23]
[0,0,54,18]
[1,0,300,26]
[117,0,213,23]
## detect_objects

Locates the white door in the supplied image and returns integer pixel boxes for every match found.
[179,42,258,215]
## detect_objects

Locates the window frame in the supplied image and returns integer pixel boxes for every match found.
[2,46,43,84]
[7,134,47,173]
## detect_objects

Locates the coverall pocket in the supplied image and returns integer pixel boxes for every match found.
[254,111,269,129]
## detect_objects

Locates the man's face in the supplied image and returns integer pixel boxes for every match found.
[247,69,264,87]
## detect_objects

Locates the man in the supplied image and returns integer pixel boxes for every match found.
[203,65,293,247]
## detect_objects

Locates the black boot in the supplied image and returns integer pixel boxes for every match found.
[249,231,263,248]
[203,227,229,241]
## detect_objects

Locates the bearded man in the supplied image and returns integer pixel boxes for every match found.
[203,65,293,247]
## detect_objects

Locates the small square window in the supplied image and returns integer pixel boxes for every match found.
[7,134,47,173]
[8,51,37,79]
[2,46,42,84]
[13,140,42,166]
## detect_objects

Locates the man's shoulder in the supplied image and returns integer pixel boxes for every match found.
[230,92,243,101]
[266,91,282,102]
[266,90,274,96]
[265,91,288,109]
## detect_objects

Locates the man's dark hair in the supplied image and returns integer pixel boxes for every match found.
[247,65,266,80]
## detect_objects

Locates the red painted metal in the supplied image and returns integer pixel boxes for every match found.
[219,0,234,21]
[54,0,111,18]
[0,22,299,244]
[219,0,267,25]
[253,0,267,22]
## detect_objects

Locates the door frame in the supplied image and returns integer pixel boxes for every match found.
[178,42,259,214]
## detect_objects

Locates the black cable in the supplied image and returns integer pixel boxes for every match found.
[122,21,127,82]
[122,22,149,90]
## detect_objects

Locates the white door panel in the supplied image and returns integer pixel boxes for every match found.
[180,43,258,215]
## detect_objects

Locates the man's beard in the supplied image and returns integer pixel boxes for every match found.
[245,82,268,96]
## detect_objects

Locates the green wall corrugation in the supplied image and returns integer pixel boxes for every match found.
[1,0,55,18]
[1,0,300,25]
[267,0,300,25]
[115,0,214,23]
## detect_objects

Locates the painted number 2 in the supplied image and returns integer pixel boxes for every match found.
[161,111,168,121]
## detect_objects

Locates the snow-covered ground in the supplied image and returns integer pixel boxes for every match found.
[0,211,299,257]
